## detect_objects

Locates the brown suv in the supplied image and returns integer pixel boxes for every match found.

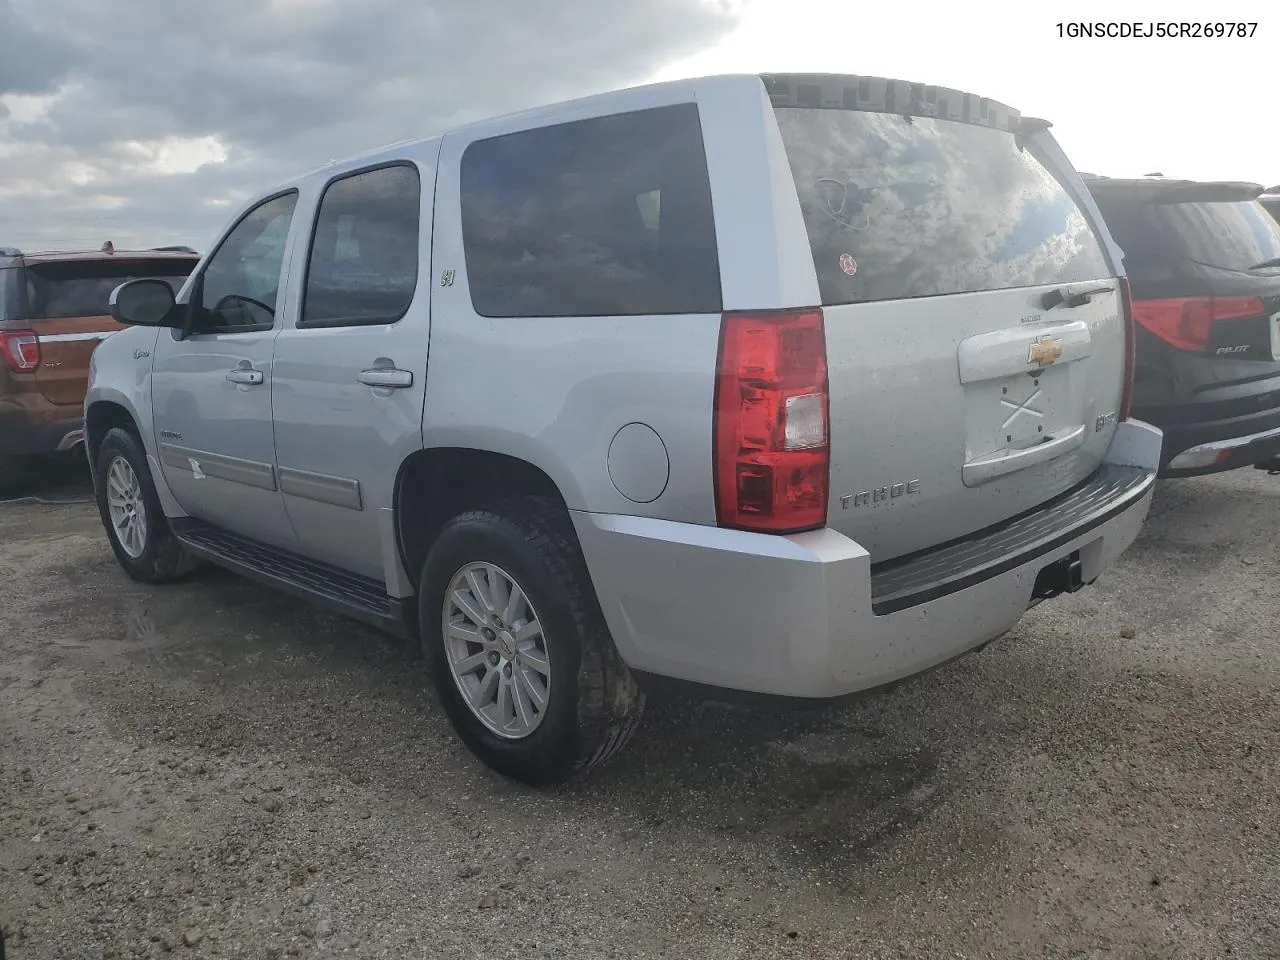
[1,244,199,489]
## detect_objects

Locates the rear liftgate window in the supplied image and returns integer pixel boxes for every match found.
[459,102,722,318]
[25,260,196,320]
[772,108,1110,305]
[1100,196,1280,274]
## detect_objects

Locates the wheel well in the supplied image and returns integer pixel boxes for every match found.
[85,401,140,467]
[396,448,566,583]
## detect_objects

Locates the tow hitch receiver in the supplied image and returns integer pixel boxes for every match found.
[1031,550,1085,604]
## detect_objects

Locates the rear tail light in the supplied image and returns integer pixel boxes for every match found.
[1118,278,1136,420]
[1130,295,1266,353]
[713,308,829,533]
[1,330,41,373]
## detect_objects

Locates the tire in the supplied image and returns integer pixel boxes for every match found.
[94,427,201,584]
[419,495,644,786]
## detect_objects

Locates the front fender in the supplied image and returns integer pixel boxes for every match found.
[85,327,186,518]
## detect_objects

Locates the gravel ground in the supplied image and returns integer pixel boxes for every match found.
[1,461,1278,959]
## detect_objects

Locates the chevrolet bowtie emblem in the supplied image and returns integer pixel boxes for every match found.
[1027,335,1064,367]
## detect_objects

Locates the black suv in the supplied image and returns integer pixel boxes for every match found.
[1084,176,1280,475]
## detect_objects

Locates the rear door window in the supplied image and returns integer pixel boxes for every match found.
[301,163,421,327]
[459,103,722,318]
[25,259,196,320]
[772,108,1111,305]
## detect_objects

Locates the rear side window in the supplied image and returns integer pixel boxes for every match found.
[25,259,195,320]
[301,163,421,327]
[460,103,722,318]
[1099,198,1280,273]
[772,108,1111,305]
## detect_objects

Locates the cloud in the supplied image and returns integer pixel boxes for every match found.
[0,0,739,251]
[0,0,72,98]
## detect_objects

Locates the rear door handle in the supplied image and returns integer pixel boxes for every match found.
[357,367,413,389]
[225,367,264,385]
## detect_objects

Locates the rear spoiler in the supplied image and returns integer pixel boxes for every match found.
[760,73,1026,133]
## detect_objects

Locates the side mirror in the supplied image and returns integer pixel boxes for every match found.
[110,278,178,327]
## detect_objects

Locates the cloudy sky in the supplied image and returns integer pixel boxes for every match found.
[1,0,1273,253]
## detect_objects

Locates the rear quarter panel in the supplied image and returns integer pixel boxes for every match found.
[423,77,783,524]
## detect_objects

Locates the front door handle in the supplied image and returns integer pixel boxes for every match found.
[357,366,413,389]
[225,366,264,385]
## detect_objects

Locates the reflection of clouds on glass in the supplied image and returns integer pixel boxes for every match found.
[776,110,1109,305]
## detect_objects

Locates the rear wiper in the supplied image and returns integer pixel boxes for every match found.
[1040,284,1115,310]
[1249,257,1280,270]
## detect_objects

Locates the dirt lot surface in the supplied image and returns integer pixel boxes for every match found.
[2,462,1278,959]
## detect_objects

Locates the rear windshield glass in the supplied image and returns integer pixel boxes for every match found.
[772,108,1111,305]
[25,259,196,320]
[1099,198,1280,273]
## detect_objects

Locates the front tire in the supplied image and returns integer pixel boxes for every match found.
[419,496,644,786]
[94,427,200,584]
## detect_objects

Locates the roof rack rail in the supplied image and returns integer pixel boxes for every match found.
[0,246,23,258]
[150,245,198,254]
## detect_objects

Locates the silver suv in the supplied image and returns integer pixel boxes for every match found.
[86,73,1161,785]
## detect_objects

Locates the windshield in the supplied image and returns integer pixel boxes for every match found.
[771,107,1111,305]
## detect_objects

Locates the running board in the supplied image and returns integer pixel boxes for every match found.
[170,519,412,638]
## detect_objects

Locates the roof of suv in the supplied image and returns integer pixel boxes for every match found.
[296,72,1043,184]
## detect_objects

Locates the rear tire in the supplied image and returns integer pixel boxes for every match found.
[94,427,201,584]
[419,495,644,786]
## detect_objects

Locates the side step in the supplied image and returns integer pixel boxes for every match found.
[170,518,412,638]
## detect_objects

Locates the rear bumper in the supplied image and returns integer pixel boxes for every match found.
[0,397,83,457]
[1141,401,1280,476]
[573,420,1161,700]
